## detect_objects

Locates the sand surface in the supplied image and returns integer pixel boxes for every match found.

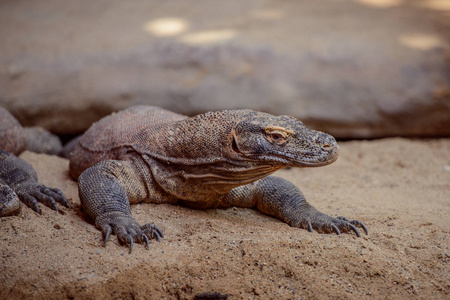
[0,138,449,299]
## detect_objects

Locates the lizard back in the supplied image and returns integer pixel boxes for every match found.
[69,106,187,178]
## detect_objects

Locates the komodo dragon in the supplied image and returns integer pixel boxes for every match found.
[0,106,70,216]
[69,105,367,252]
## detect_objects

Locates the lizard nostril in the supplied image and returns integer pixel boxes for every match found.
[322,144,331,150]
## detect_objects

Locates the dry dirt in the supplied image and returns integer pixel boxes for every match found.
[0,138,449,299]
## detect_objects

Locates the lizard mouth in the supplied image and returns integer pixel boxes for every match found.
[235,147,339,168]
[294,148,339,167]
[291,144,339,167]
[253,148,339,168]
[231,132,339,168]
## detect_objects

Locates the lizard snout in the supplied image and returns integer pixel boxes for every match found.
[312,132,339,163]
[321,141,339,152]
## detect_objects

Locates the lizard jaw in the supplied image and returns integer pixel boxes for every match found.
[293,143,339,167]
[230,127,339,168]
[237,146,338,168]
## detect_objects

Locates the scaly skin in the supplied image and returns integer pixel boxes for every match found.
[24,126,63,155]
[0,106,70,216]
[0,150,71,215]
[70,105,367,253]
[0,107,26,156]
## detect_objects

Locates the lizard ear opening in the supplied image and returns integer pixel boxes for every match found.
[231,132,239,153]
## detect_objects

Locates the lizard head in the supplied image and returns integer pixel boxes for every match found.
[229,112,339,168]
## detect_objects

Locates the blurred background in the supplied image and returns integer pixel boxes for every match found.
[0,0,449,140]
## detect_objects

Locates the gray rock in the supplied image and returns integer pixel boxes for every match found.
[0,0,449,138]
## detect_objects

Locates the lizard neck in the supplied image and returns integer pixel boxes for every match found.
[137,110,250,166]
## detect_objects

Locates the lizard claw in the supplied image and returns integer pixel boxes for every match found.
[16,183,70,214]
[96,213,163,252]
[307,221,313,232]
[351,220,368,235]
[294,210,368,237]
[142,234,150,249]
[44,187,72,209]
[348,223,360,237]
[142,223,164,241]
[20,193,41,214]
[337,216,368,235]
[331,224,341,235]
[129,235,134,254]
[102,225,112,245]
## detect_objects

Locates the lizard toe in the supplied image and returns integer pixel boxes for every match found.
[337,216,368,235]
[43,187,72,209]
[348,223,361,237]
[297,212,343,235]
[307,221,313,233]
[116,224,144,252]
[330,217,367,237]
[116,231,137,253]
[294,210,367,237]
[95,213,162,251]
[101,225,112,245]
[0,184,21,217]
[30,189,59,212]
[129,236,134,254]
[15,183,70,214]
[141,234,150,249]
[141,223,164,242]
[331,224,341,235]
[18,193,41,214]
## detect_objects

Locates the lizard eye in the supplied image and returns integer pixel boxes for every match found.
[264,126,293,145]
[270,132,283,141]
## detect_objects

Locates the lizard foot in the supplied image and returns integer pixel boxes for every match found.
[294,210,368,237]
[336,216,368,236]
[95,212,163,253]
[15,182,71,214]
[0,184,21,217]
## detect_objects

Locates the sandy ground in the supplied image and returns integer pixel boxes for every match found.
[0,138,449,299]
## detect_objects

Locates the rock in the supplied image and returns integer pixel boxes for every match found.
[0,0,449,138]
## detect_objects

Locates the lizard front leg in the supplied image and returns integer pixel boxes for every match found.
[0,149,70,216]
[221,176,367,236]
[0,183,21,217]
[78,160,163,253]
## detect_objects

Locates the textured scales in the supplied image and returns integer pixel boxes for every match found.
[0,107,71,217]
[0,107,27,156]
[70,105,367,253]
